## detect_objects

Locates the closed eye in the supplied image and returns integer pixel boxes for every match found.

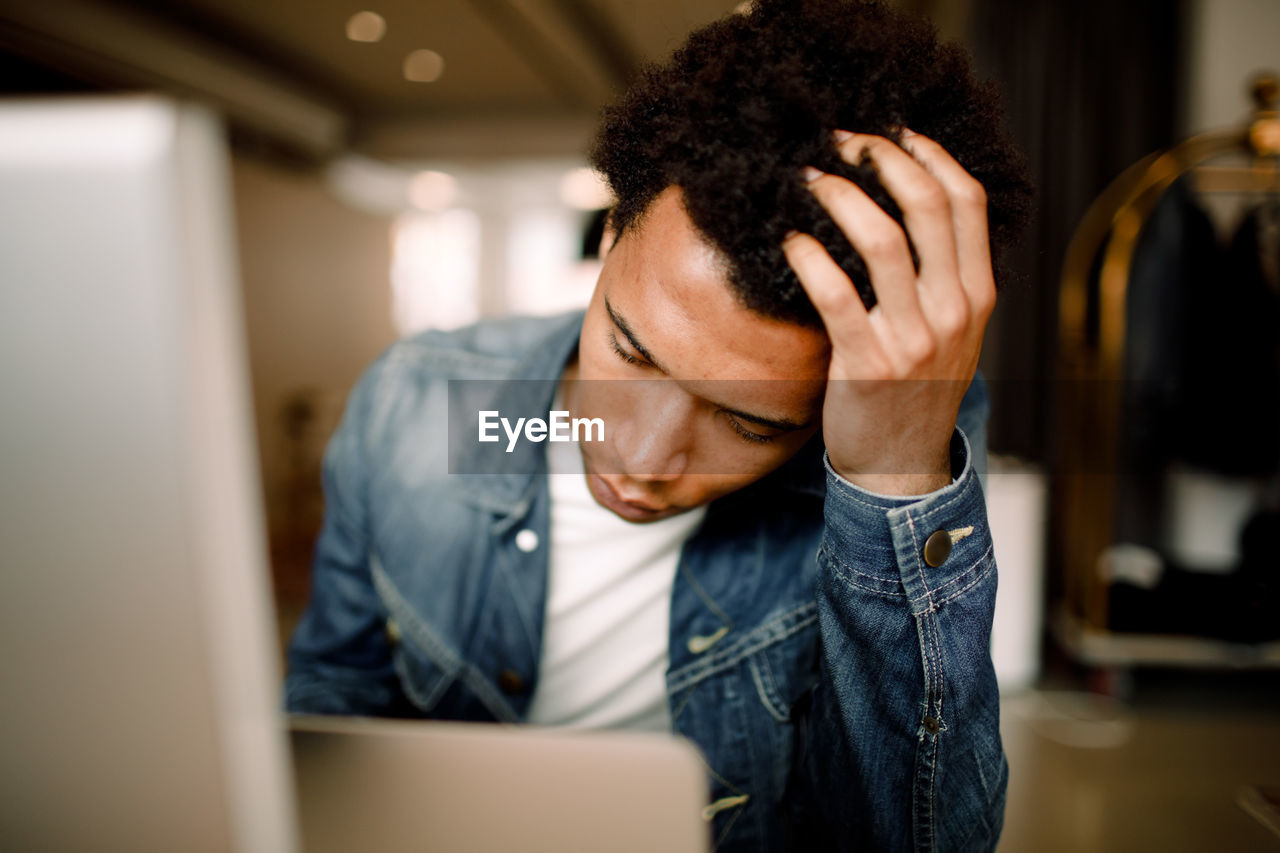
[608,331,648,367]
[722,412,778,445]
[610,328,784,446]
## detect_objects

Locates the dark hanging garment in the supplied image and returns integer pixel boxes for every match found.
[1115,177,1221,546]
[1175,198,1280,476]
[1123,176,1221,471]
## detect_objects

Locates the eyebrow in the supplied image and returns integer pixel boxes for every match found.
[607,297,670,374]
[604,296,814,432]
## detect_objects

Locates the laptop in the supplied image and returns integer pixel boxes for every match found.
[0,95,708,853]
[291,715,708,853]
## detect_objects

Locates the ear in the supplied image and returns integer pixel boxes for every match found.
[598,210,618,258]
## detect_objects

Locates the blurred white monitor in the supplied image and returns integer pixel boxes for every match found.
[0,96,298,852]
[0,96,709,853]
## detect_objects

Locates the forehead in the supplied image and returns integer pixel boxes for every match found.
[604,187,830,383]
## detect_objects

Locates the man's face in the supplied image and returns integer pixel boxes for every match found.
[566,186,831,523]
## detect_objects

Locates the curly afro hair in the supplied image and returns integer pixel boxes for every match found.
[589,0,1033,327]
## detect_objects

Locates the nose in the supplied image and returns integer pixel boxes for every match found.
[614,384,693,481]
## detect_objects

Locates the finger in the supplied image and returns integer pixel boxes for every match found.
[898,129,996,315]
[833,132,961,293]
[780,230,885,361]
[803,167,931,342]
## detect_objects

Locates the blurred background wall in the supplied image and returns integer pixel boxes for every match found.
[2,0,1277,666]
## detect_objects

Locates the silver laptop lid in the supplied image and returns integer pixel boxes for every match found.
[290,715,710,853]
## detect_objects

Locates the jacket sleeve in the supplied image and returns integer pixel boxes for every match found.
[782,414,1005,851]
[283,361,416,717]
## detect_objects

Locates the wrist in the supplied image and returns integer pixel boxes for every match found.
[835,469,952,496]
[829,439,952,497]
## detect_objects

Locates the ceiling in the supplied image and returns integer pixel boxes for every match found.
[0,0,749,160]
[139,0,746,116]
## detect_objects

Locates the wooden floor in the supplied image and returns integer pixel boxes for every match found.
[1000,677,1280,852]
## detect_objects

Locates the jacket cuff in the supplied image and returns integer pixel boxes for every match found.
[821,428,991,616]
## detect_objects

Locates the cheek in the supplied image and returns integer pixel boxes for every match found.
[672,429,805,500]
[682,426,817,502]
[690,421,803,473]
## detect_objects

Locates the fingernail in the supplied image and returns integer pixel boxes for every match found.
[783,229,799,241]
[832,129,854,143]
[901,127,917,138]
[803,166,823,183]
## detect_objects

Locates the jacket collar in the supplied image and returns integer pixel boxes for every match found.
[449,311,584,521]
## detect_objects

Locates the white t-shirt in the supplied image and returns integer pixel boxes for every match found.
[525,434,707,732]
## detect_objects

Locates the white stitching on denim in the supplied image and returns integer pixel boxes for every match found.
[684,744,750,850]
[688,625,730,654]
[667,611,818,693]
[713,804,746,851]
[911,726,928,849]
[833,541,993,610]
[818,545,906,588]
[905,512,938,614]
[758,649,786,714]
[931,545,996,607]
[914,542,994,607]
[373,552,520,722]
[748,656,789,723]
[824,557,906,598]
[881,482,977,537]
[371,554,463,676]
[702,795,750,821]
[391,648,452,710]
[948,525,975,543]
[668,616,817,693]
[459,667,520,723]
[915,618,934,726]
[926,728,939,852]
[827,564,907,598]
[668,602,814,680]
[928,613,945,725]
[697,755,743,795]
[670,684,695,722]
[679,562,735,627]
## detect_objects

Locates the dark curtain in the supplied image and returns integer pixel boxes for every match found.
[964,0,1187,461]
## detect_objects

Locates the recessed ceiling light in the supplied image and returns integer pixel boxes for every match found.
[403,49,445,83]
[346,11,385,43]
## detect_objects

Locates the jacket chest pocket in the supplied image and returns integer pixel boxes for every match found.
[387,622,455,713]
[742,619,820,813]
[746,619,819,725]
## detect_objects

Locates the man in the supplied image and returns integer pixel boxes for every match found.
[284,0,1032,850]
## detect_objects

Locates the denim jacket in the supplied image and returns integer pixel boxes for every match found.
[284,310,1005,852]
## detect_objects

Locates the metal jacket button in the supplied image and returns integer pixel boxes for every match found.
[515,529,539,552]
[923,529,952,567]
[497,669,525,694]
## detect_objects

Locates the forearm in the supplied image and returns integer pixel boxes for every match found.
[785,428,1005,851]
[283,510,412,717]
[282,354,413,718]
